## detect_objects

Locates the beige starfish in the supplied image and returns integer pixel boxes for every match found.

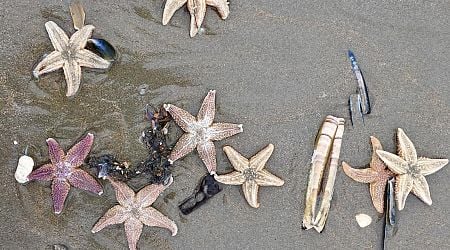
[214,144,284,208]
[33,21,110,96]
[342,136,395,213]
[92,177,177,250]
[162,0,230,37]
[164,90,243,174]
[376,128,448,210]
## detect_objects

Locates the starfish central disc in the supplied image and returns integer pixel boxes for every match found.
[243,168,257,181]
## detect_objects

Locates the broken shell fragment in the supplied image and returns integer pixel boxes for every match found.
[355,213,372,228]
[15,155,34,183]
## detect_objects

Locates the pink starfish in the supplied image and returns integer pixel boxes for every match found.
[164,90,243,173]
[92,177,177,250]
[28,133,103,214]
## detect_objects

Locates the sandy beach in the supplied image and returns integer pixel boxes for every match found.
[1,0,449,249]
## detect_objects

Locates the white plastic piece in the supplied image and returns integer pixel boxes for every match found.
[15,155,34,184]
[355,213,372,228]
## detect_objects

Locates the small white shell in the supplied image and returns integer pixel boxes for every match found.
[15,155,34,184]
[355,213,372,228]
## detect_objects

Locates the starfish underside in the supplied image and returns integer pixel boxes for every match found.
[165,90,243,174]
[214,144,284,208]
[33,21,110,96]
[91,178,177,250]
[162,0,230,37]
[342,136,395,213]
[376,128,448,210]
[27,133,103,214]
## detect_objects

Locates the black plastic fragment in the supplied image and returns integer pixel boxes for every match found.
[179,174,222,215]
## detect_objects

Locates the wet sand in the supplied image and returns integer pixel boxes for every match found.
[1,0,449,249]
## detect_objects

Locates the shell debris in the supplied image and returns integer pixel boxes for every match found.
[15,155,34,184]
[355,213,372,228]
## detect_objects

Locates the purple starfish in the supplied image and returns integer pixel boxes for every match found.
[28,133,103,214]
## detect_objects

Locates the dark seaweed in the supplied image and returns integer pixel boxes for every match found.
[88,106,173,185]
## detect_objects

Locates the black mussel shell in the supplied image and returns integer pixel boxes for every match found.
[86,38,117,61]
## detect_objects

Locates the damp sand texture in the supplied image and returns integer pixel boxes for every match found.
[1,0,449,249]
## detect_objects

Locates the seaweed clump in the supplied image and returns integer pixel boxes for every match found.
[89,106,173,185]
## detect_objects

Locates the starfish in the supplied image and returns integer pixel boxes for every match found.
[162,0,230,37]
[91,177,177,250]
[342,136,395,213]
[33,21,110,96]
[164,90,243,174]
[214,144,284,208]
[27,133,103,214]
[376,128,449,210]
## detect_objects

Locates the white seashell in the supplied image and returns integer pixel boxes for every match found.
[355,213,372,228]
[15,155,34,184]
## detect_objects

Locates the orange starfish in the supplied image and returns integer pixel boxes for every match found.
[92,177,177,250]
[342,136,395,213]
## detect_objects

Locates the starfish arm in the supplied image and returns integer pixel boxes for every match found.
[124,217,143,250]
[411,175,432,206]
[135,183,167,208]
[32,51,64,78]
[214,171,245,185]
[206,0,230,19]
[27,164,56,181]
[67,169,103,195]
[417,157,449,176]
[255,169,284,186]
[208,123,243,141]
[162,0,188,25]
[44,21,69,52]
[376,150,408,174]
[91,205,128,233]
[223,146,249,171]
[189,0,207,29]
[46,138,65,165]
[63,58,82,97]
[51,179,71,214]
[108,178,136,207]
[188,0,200,37]
[250,144,274,171]
[369,136,387,171]
[66,133,94,167]
[76,49,111,69]
[342,162,378,183]
[395,174,414,211]
[169,133,197,163]
[69,24,95,50]
[164,104,196,133]
[397,128,417,162]
[197,141,217,173]
[197,90,216,126]
[370,181,387,214]
[243,180,260,208]
[139,207,178,236]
